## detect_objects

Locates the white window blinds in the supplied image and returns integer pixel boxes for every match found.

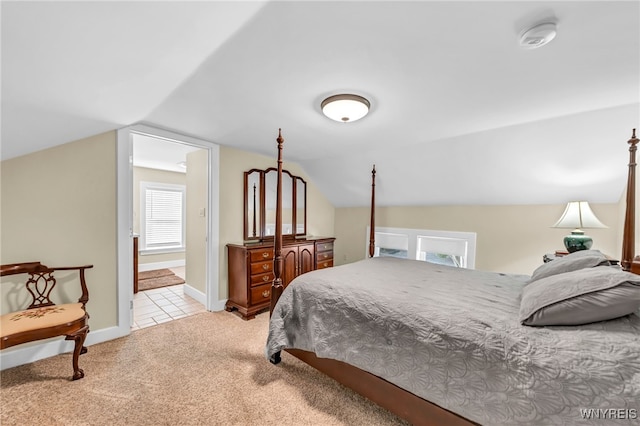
[417,235,469,268]
[141,182,186,251]
[373,232,409,258]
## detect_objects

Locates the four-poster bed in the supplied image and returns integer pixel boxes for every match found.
[266,129,640,425]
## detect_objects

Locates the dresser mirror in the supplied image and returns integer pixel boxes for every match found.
[244,167,306,241]
[295,177,306,235]
[245,170,261,239]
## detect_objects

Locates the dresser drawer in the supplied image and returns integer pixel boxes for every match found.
[250,261,273,275]
[317,242,333,252]
[316,259,333,269]
[249,249,273,262]
[250,284,272,305]
[250,272,274,286]
[316,250,333,262]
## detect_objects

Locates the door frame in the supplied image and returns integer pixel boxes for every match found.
[116,123,220,334]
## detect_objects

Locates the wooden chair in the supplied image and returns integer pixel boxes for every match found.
[1,262,93,380]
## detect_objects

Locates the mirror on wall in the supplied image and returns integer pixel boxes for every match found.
[244,168,307,241]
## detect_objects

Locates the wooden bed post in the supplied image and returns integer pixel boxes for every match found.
[369,165,376,258]
[621,128,638,272]
[268,129,285,365]
[270,129,285,316]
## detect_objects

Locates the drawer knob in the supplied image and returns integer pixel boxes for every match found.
[262,264,269,270]
[323,254,328,259]
[262,275,269,282]
[324,262,328,267]
[262,252,269,258]
[262,290,270,298]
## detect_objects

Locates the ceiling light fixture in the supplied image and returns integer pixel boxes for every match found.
[519,22,557,49]
[321,94,370,123]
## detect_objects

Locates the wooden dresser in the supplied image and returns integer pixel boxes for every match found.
[226,237,335,320]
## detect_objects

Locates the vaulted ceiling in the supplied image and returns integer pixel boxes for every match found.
[2,1,638,207]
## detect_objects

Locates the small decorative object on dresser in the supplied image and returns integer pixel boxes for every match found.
[226,237,335,320]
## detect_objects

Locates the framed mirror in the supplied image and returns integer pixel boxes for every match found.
[295,177,306,235]
[244,170,261,239]
[244,168,307,241]
[264,169,278,237]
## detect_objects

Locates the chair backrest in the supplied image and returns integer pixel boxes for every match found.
[1,262,93,309]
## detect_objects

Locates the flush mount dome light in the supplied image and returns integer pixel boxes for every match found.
[321,94,370,122]
[519,22,557,49]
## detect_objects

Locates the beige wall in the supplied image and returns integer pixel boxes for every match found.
[185,149,208,293]
[334,203,621,275]
[217,145,335,300]
[1,132,117,331]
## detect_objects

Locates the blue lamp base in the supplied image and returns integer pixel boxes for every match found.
[564,230,593,253]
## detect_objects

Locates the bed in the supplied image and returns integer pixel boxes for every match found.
[265,129,640,425]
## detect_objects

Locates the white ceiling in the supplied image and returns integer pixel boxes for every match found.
[2,1,638,207]
[132,133,202,173]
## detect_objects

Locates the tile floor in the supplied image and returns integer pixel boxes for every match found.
[132,267,206,331]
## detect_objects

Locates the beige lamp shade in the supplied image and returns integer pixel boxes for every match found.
[552,201,607,230]
[552,201,607,252]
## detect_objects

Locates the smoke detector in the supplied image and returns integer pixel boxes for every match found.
[519,22,557,49]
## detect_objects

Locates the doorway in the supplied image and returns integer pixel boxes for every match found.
[131,134,207,329]
[116,124,220,336]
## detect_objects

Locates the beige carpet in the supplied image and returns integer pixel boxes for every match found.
[0,311,407,426]
[137,268,185,291]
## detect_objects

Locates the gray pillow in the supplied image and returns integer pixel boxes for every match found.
[520,266,640,326]
[529,250,610,283]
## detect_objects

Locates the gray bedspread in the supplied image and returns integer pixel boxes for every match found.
[265,257,640,425]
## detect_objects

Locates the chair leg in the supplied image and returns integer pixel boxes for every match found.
[66,326,89,380]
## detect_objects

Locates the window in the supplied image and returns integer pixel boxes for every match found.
[372,231,409,259]
[140,182,186,253]
[367,226,476,269]
[417,235,469,268]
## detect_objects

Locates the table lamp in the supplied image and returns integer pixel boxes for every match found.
[552,201,607,252]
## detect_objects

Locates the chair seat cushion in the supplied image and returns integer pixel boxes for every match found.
[1,303,86,338]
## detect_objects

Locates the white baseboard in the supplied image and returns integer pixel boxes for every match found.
[209,298,227,312]
[183,284,206,305]
[0,325,127,371]
[182,284,226,312]
[138,260,185,272]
